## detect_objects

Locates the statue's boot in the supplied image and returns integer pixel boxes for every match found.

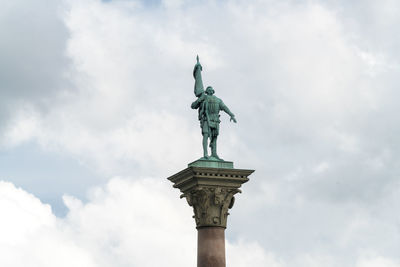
[211,139,220,160]
[211,151,220,160]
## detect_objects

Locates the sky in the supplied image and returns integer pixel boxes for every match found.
[1,0,400,266]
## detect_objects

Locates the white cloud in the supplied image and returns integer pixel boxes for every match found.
[0,179,284,267]
[2,178,397,267]
[0,181,96,267]
[356,256,400,267]
[1,0,400,266]
[1,107,40,147]
[227,240,284,267]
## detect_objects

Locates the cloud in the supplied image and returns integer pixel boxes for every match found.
[1,0,400,266]
[0,180,95,267]
[356,256,400,267]
[227,240,284,267]
[2,178,398,267]
[0,179,283,267]
[0,0,71,128]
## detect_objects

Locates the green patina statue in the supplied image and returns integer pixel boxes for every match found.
[191,56,236,161]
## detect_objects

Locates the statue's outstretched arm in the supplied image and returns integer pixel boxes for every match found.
[220,101,237,123]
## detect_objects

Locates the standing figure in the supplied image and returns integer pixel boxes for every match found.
[191,56,236,160]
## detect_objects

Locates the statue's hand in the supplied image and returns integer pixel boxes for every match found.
[195,55,202,70]
[194,63,202,71]
[230,116,237,123]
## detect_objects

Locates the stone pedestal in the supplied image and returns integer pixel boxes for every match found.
[167,161,254,267]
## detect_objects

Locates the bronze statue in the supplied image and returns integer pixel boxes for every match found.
[191,56,236,160]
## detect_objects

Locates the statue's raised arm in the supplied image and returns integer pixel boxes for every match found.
[193,55,204,97]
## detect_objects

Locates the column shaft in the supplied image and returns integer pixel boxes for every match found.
[197,227,226,267]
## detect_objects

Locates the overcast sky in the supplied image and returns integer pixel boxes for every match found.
[1,0,400,266]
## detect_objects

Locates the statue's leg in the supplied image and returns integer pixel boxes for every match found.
[211,135,220,159]
[202,133,209,158]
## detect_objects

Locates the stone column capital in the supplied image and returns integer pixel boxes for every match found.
[167,165,254,228]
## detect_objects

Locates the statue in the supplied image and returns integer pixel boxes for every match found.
[191,56,236,160]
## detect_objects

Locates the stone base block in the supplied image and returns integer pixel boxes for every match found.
[188,159,234,169]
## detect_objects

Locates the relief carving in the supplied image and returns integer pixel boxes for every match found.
[182,186,241,228]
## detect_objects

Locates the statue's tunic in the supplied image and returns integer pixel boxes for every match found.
[191,94,230,137]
